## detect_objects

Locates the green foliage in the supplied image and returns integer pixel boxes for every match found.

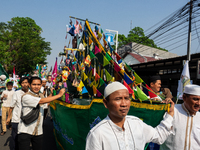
[118,27,168,51]
[0,17,51,76]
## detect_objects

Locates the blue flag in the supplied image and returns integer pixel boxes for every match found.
[82,86,88,94]
[124,73,133,84]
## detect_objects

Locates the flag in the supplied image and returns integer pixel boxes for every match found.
[52,58,58,83]
[105,53,112,61]
[108,42,114,53]
[134,72,143,84]
[124,73,133,84]
[13,66,15,79]
[105,70,112,82]
[82,86,88,94]
[39,65,42,78]
[90,51,96,59]
[88,37,93,46]
[177,60,190,100]
[50,99,169,150]
[96,89,102,97]
[95,73,100,81]
[94,45,101,55]
[136,86,149,101]
[114,62,121,72]
[103,38,107,47]
[12,66,18,88]
[146,84,158,99]
[123,80,133,94]
[114,52,121,62]
[103,57,110,67]
[93,85,97,95]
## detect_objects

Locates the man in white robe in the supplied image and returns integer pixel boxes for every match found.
[160,84,200,150]
[86,81,174,150]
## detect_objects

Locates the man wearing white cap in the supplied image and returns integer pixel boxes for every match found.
[160,84,200,150]
[86,81,175,150]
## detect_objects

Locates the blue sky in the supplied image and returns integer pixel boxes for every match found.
[1,0,191,69]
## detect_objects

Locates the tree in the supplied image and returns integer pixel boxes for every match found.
[0,17,51,76]
[118,27,167,51]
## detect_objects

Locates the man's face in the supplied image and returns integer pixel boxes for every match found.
[47,76,51,82]
[42,80,47,87]
[103,89,130,120]
[30,79,42,94]
[183,94,200,115]
[21,79,29,91]
[7,85,13,91]
[150,80,161,93]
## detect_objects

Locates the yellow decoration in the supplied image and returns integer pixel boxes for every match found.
[85,55,91,65]
[61,70,69,81]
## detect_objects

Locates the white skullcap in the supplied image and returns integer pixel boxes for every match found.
[104,81,128,98]
[184,84,200,96]
[42,78,47,81]
[0,75,6,80]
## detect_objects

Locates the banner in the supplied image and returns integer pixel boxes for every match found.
[50,99,169,150]
[105,33,115,45]
[177,60,190,100]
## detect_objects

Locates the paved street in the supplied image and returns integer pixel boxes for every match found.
[0,116,58,150]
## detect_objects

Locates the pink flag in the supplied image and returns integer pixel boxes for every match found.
[72,65,75,71]
[97,89,102,97]
[52,58,58,84]
[65,93,70,103]
[13,66,15,79]
[94,45,100,55]
[114,62,121,72]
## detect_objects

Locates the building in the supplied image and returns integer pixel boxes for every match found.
[118,42,178,65]
[130,53,200,98]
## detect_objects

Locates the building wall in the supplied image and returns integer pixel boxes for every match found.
[123,55,140,65]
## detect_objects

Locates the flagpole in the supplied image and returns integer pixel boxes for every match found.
[69,16,101,26]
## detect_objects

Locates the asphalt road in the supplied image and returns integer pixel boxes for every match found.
[0,116,58,150]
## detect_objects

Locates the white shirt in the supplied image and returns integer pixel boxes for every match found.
[86,114,173,150]
[40,86,48,109]
[18,91,44,135]
[160,104,200,150]
[46,82,53,88]
[1,90,15,107]
[10,90,25,123]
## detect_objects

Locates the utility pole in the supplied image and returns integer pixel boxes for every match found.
[187,0,193,61]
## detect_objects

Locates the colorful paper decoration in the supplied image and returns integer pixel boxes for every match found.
[134,72,144,84]
[123,80,133,94]
[136,86,149,101]
[94,45,101,55]
[103,57,110,67]
[124,73,133,85]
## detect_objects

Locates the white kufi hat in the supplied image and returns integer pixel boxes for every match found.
[0,75,6,80]
[104,81,128,98]
[184,84,200,96]
[42,78,47,81]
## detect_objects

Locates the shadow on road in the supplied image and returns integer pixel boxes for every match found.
[0,115,58,150]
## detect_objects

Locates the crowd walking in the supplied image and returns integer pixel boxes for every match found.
[1,74,200,150]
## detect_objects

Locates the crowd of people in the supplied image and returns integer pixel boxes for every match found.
[0,74,200,150]
[0,75,65,150]
[85,76,200,150]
